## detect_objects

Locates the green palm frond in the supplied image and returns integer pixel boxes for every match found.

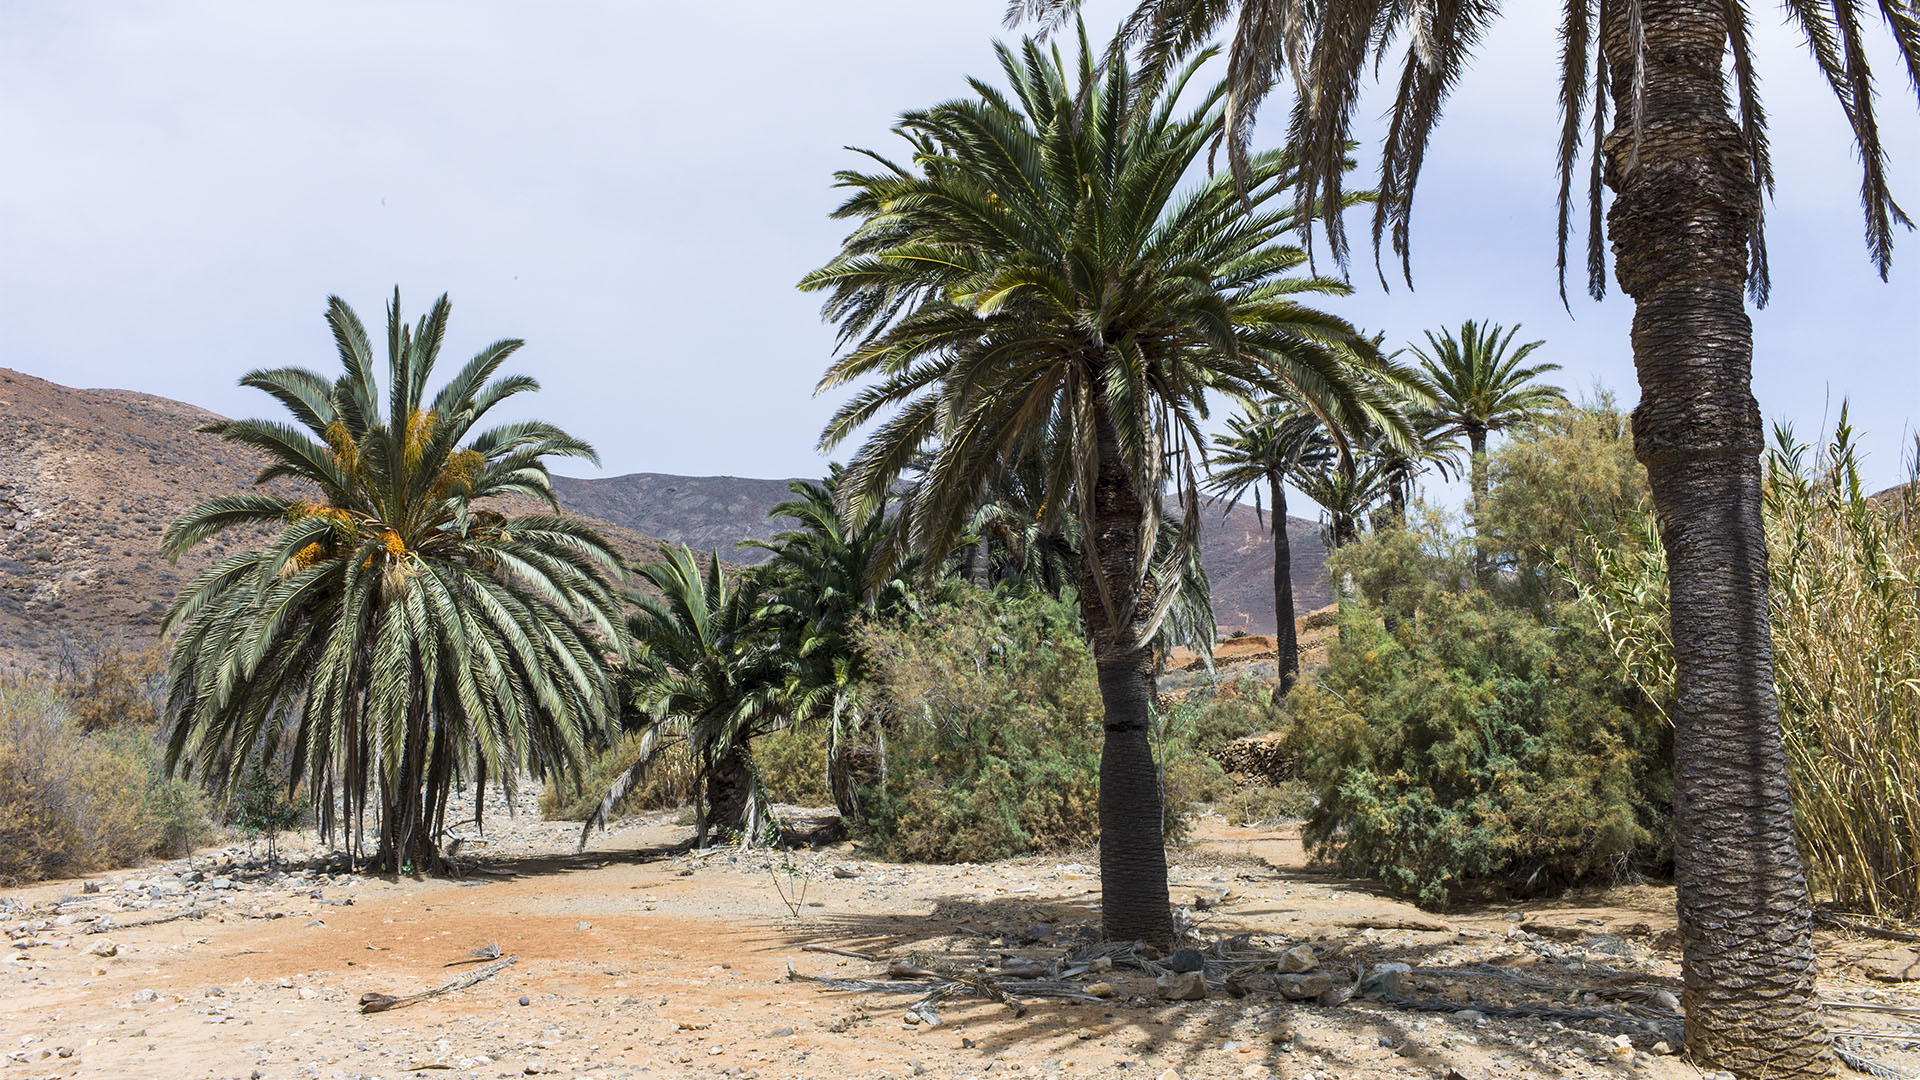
[162,291,623,873]
[803,21,1387,649]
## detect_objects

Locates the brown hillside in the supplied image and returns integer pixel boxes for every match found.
[551,472,802,565]
[0,368,666,673]
[1197,505,1332,635]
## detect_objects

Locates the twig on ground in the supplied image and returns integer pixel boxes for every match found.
[358,955,518,1014]
[802,944,885,962]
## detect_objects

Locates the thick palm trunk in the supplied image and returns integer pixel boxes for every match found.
[1079,401,1174,948]
[702,744,755,845]
[1602,4,1832,1075]
[1268,474,1300,692]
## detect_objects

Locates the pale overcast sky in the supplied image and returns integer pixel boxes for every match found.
[2,2,1915,505]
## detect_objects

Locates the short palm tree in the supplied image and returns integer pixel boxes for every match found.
[749,469,919,821]
[1013,0,1920,1069]
[1411,321,1564,509]
[161,291,623,875]
[800,25,1399,945]
[1206,402,1335,689]
[591,545,788,847]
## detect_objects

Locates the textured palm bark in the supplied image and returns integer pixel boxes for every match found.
[1079,399,1174,948]
[1268,474,1300,692]
[1601,4,1833,1075]
[1467,425,1490,579]
[703,745,754,844]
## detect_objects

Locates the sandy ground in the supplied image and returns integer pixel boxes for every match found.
[4,796,1916,1080]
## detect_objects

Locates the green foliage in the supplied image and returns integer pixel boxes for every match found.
[230,755,310,862]
[1575,414,1920,917]
[1157,678,1282,755]
[853,589,1103,862]
[1284,406,1669,906]
[0,679,214,886]
[852,588,1221,862]
[1482,395,1650,598]
[160,290,622,872]
[751,724,834,807]
[543,731,696,821]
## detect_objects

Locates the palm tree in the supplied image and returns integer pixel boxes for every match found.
[1206,402,1335,689]
[1012,0,1920,1070]
[749,469,919,822]
[160,291,623,876]
[595,545,788,847]
[1411,321,1564,511]
[800,26,1400,946]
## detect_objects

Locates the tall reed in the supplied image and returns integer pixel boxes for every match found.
[1575,413,1920,916]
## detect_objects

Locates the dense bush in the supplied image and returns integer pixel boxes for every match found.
[1285,405,1672,906]
[852,588,1225,862]
[541,731,697,821]
[0,680,214,885]
[752,724,835,806]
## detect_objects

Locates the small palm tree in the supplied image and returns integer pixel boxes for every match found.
[1206,402,1335,689]
[597,546,788,847]
[161,291,623,875]
[750,469,918,822]
[1411,321,1564,510]
[801,25,1399,945]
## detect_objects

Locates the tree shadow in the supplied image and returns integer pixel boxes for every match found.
[763,900,1634,1079]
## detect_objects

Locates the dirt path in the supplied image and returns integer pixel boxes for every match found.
[4,807,1914,1080]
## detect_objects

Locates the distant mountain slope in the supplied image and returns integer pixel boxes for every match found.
[551,473,802,565]
[1197,507,1333,635]
[0,368,666,673]
[557,468,1331,634]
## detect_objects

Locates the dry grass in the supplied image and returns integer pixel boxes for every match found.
[1578,417,1920,916]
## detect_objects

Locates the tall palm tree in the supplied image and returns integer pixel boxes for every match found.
[800,26,1401,946]
[160,291,623,876]
[1411,321,1564,510]
[1206,402,1335,689]
[1014,1,1920,1071]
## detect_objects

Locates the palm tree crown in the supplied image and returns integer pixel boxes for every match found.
[161,291,623,874]
[1411,320,1565,506]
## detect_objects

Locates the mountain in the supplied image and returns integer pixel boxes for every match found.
[555,470,1331,634]
[550,473,803,565]
[0,368,668,674]
[1195,506,1333,635]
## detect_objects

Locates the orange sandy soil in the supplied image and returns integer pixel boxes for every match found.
[3,809,1914,1080]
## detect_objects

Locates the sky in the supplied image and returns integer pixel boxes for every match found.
[2,2,1916,510]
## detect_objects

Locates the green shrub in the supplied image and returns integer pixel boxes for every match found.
[1275,400,1674,908]
[854,587,1216,861]
[1289,509,1670,907]
[753,724,834,806]
[541,731,697,821]
[230,756,310,862]
[0,680,215,885]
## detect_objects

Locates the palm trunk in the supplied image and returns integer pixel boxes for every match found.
[1268,474,1300,692]
[1602,4,1832,1075]
[1468,425,1489,580]
[1079,399,1173,948]
[703,744,755,844]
